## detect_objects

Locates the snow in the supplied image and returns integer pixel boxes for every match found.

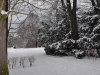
[1,10,8,15]
[93,24,100,32]
[8,47,100,75]
[49,42,61,49]
[90,15,99,20]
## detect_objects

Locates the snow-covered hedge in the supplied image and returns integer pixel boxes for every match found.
[44,39,74,56]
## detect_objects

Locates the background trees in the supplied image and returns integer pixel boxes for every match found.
[6,0,100,56]
[38,0,71,45]
[0,0,51,74]
[17,13,40,48]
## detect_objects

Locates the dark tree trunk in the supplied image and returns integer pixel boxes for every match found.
[35,34,37,47]
[61,0,65,6]
[90,0,96,6]
[96,0,100,7]
[5,0,8,55]
[66,0,79,49]
[96,0,98,6]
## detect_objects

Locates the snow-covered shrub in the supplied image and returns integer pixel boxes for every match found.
[38,1,71,46]
[13,46,17,49]
[93,24,100,34]
[78,7,100,51]
[77,36,91,50]
[42,3,100,57]
[54,50,67,56]
[44,45,55,55]
[74,50,85,59]
[72,49,85,59]
[98,50,100,58]
[45,39,74,56]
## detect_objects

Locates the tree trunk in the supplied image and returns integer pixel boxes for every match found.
[0,0,9,74]
[66,0,79,49]
[96,0,100,7]
[61,0,65,6]
[96,0,98,6]
[0,20,9,75]
[90,0,96,6]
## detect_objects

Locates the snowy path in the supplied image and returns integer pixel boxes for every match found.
[8,48,100,75]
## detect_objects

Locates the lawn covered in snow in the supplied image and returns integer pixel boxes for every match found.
[8,47,100,75]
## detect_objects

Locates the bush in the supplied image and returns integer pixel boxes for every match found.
[44,39,74,56]
[74,50,85,59]
[13,46,17,49]
[44,45,55,55]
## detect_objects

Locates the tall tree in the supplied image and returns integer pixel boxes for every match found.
[0,0,9,75]
[66,0,79,49]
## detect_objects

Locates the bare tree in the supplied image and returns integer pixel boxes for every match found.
[16,13,40,48]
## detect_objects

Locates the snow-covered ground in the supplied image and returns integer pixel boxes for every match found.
[8,47,100,75]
